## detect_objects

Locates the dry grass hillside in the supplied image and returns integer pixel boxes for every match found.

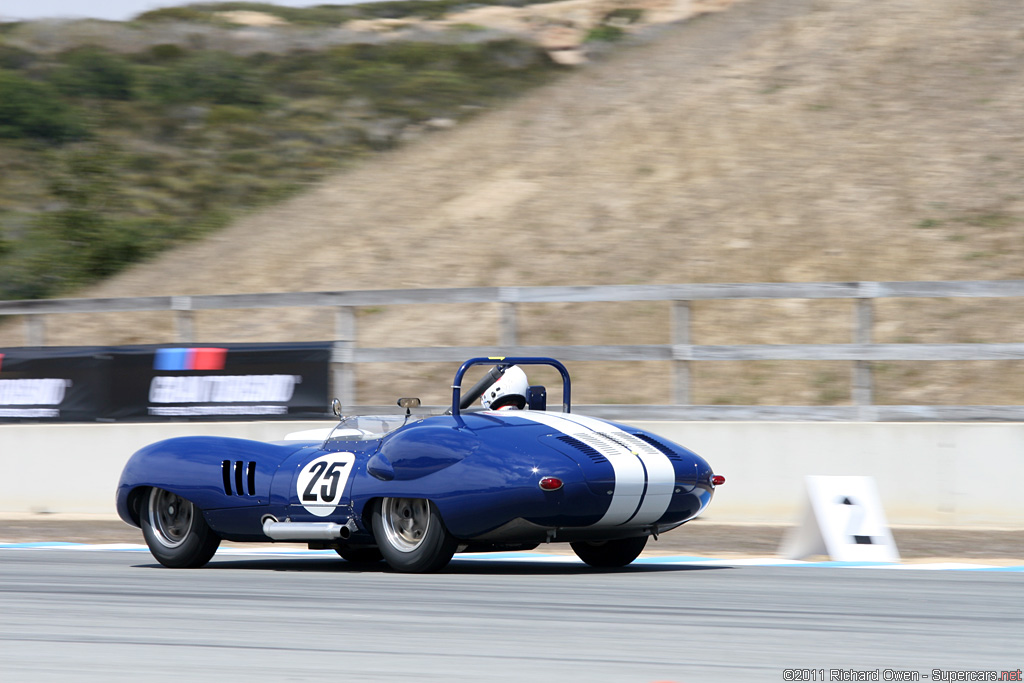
[4,0,1024,406]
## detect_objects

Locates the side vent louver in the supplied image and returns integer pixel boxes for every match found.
[630,433,684,461]
[555,435,609,464]
[222,460,257,496]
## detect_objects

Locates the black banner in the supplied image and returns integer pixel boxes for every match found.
[0,342,332,422]
[0,347,110,421]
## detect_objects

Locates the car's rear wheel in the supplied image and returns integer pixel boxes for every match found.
[140,487,221,568]
[371,497,457,573]
[570,536,648,568]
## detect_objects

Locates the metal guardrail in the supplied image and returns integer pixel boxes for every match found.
[4,280,1024,421]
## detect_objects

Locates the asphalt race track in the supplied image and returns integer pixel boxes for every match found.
[1,547,1022,682]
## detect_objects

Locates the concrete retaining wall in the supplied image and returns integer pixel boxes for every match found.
[2,421,1021,527]
[633,421,1024,527]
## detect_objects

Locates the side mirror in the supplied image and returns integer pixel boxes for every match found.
[397,397,420,416]
[331,398,342,417]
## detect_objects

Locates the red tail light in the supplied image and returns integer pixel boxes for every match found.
[538,476,563,491]
[711,474,726,486]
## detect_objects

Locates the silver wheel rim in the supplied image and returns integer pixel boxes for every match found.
[148,488,194,549]
[380,498,430,553]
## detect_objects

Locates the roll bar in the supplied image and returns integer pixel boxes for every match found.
[450,357,571,418]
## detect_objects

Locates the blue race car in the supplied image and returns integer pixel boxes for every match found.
[116,357,723,572]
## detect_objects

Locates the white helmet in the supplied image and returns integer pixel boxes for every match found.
[481,366,529,410]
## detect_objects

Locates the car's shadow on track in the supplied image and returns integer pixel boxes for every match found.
[133,557,730,575]
[444,559,728,575]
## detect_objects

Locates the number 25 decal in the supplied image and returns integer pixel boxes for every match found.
[297,453,355,517]
[302,460,346,502]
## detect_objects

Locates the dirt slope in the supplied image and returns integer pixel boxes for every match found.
[6,0,1024,406]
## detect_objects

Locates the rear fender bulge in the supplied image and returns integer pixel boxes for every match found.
[348,449,601,540]
[538,433,617,495]
[436,479,611,538]
[375,423,477,480]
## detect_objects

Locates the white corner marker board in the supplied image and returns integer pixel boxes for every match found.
[779,475,900,562]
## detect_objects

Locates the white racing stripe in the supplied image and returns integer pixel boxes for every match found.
[496,411,676,527]
[600,431,678,525]
[571,430,646,525]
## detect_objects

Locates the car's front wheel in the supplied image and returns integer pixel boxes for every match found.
[371,497,457,573]
[570,536,648,568]
[140,487,221,568]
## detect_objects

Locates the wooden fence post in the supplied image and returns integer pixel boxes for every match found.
[24,315,45,347]
[852,285,875,406]
[333,306,357,408]
[172,296,194,343]
[672,300,692,405]
[500,301,518,347]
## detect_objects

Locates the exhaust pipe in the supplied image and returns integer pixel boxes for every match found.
[262,517,358,541]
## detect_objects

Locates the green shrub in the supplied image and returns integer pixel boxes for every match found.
[261,51,342,98]
[0,70,86,141]
[0,44,34,70]
[475,39,549,71]
[342,61,406,97]
[142,51,265,106]
[354,0,453,20]
[603,8,644,24]
[29,143,177,289]
[206,104,260,125]
[51,47,136,100]
[396,70,475,108]
[134,7,212,23]
[140,44,187,64]
[380,42,452,68]
[584,25,625,43]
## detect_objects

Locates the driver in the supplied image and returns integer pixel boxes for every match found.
[481,365,529,411]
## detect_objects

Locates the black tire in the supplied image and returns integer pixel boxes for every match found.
[140,487,221,568]
[570,536,648,568]
[334,546,384,565]
[371,497,458,573]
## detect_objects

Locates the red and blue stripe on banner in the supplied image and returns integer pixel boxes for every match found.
[153,347,227,371]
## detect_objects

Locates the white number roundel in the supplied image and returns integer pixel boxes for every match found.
[296,453,355,517]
